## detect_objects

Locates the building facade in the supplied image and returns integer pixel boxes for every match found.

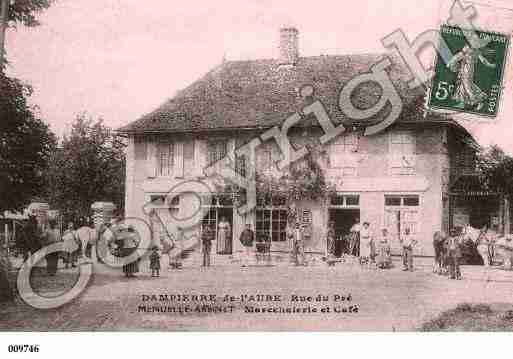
[118,27,500,259]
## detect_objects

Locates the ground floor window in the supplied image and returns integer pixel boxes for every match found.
[149,195,180,242]
[256,208,287,242]
[330,194,360,207]
[384,194,420,236]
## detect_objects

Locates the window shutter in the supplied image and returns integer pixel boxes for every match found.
[183,141,195,177]
[174,141,184,178]
[146,140,157,178]
[194,139,207,176]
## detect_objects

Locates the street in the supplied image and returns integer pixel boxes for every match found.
[1,258,513,331]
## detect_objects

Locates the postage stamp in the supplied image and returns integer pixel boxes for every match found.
[428,24,510,117]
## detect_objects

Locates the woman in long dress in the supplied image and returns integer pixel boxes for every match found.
[359,222,372,266]
[447,44,496,109]
[121,225,140,277]
[217,217,231,254]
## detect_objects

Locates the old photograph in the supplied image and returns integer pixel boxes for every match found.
[1,0,513,336]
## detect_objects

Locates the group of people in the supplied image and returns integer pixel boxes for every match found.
[15,217,96,276]
[327,219,418,271]
[200,222,256,268]
[432,225,498,280]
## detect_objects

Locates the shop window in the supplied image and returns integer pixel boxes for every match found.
[330,194,360,207]
[384,194,420,236]
[256,198,287,242]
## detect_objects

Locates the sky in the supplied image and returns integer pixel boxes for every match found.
[4,0,513,152]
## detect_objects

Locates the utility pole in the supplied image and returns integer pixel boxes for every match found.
[0,0,10,69]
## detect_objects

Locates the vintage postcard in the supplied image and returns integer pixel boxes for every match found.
[1,0,513,343]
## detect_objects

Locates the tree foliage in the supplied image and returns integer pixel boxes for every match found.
[8,0,53,27]
[0,72,56,212]
[256,142,336,204]
[45,114,126,221]
[477,145,513,196]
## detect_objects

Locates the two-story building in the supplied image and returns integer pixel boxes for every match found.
[118,27,503,259]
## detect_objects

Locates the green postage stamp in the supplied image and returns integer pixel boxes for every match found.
[428,24,509,117]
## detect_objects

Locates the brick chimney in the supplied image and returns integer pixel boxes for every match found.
[279,27,299,65]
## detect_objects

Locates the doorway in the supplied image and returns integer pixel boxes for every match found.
[202,206,234,255]
[328,209,360,256]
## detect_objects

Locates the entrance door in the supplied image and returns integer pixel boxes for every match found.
[201,206,234,255]
[328,209,360,256]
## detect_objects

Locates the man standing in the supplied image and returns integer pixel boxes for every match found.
[292,222,306,266]
[400,227,417,272]
[349,218,361,256]
[447,228,463,280]
[201,224,215,267]
[239,223,255,267]
[326,221,336,258]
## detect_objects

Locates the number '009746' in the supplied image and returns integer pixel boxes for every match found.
[7,344,40,353]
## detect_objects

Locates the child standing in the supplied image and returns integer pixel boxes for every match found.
[149,246,161,277]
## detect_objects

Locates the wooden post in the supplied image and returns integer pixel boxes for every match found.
[0,0,9,68]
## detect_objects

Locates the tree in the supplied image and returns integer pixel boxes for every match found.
[477,145,513,196]
[8,0,52,27]
[45,114,126,222]
[0,0,54,303]
[0,72,56,213]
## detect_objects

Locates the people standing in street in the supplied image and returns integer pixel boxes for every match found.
[121,225,140,278]
[349,218,361,256]
[239,223,255,267]
[76,219,94,263]
[291,222,306,266]
[43,219,61,276]
[62,222,79,268]
[359,222,372,267]
[217,217,231,255]
[447,228,463,280]
[202,224,214,267]
[376,228,392,269]
[326,221,336,258]
[400,227,417,271]
[149,246,161,277]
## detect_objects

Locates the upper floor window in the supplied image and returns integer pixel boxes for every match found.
[157,141,174,177]
[389,131,416,175]
[329,133,358,176]
[235,155,246,177]
[257,144,274,173]
[207,140,227,166]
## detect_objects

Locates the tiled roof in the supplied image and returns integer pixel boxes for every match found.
[117,54,453,134]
